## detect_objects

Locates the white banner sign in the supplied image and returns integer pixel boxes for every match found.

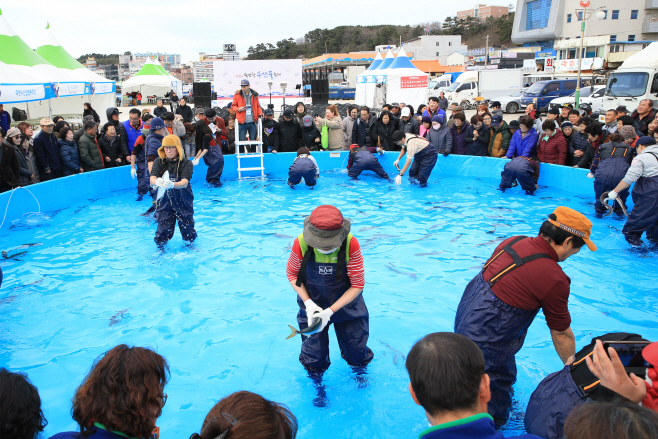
[91,82,114,95]
[523,59,537,73]
[0,83,47,103]
[52,82,87,98]
[556,57,604,71]
[213,59,302,99]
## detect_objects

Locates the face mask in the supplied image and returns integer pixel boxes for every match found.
[317,247,338,254]
[432,123,441,130]
[265,128,273,134]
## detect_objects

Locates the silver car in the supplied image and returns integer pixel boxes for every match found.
[496,89,527,114]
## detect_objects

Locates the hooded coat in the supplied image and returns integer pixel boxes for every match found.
[449,121,470,155]
[506,128,539,158]
[32,129,62,175]
[58,138,82,175]
[488,121,512,158]
[301,124,321,149]
[537,129,568,165]
[315,114,343,151]
[98,133,124,167]
[371,115,398,151]
[278,118,302,152]
[0,140,20,190]
[351,115,376,147]
[342,115,356,149]
[426,121,453,155]
[104,108,129,158]
[231,88,263,124]
[567,126,590,166]
[78,131,105,172]
[399,116,420,135]
[13,143,39,186]
[465,123,491,156]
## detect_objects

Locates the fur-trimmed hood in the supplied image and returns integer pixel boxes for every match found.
[157,134,186,161]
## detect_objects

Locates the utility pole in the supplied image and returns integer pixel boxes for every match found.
[484,35,489,68]
[575,6,586,108]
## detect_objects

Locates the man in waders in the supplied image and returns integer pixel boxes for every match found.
[454,206,596,427]
[286,205,373,374]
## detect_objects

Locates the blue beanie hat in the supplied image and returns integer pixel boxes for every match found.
[150,117,166,131]
[431,114,445,125]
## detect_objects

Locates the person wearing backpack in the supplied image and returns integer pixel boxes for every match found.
[524,332,649,439]
[314,105,342,151]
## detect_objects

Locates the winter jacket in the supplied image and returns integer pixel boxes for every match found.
[492,108,504,119]
[622,144,658,184]
[58,139,82,176]
[262,129,279,153]
[449,122,470,155]
[370,118,397,151]
[590,141,633,173]
[78,132,105,172]
[165,120,186,139]
[13,144,39,186]
[427,125,453,154]
[465,124,491,156]
[631,108,657,135]
[153,105,167,118]
[519,114,543,144]
[488,121,512,158]
[123,120,144,153]
[399,116,420,135]
[175,104,194,123]
[342,115,356,149]
[351,115,376,147]
[0,141,20,190]
[277,118,302,152]
[506,128,539,158]
[0,110,11,132]
[301,125,321,149]
[567,127,590,165]
[99,134,125,167]
[73,127,86,145]
[83,108,100,124]
[231,88,263,124]
[576,137,602,169]
[438,97,449,111]
[315,114,343,151]
[537,130,568,165]
[32,130,62,174]
[226,127,236,154]
[104,108,129,158]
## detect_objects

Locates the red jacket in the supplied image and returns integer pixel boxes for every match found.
[538,129,568,165]
[231,88,263,124]
[136,93,142,100]
[199,115,227,141]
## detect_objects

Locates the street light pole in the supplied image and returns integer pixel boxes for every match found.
[575,6,586,108]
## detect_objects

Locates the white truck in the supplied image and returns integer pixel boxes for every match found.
[602,42,658,112]
[445,69,524,108]
[428,74,453,97]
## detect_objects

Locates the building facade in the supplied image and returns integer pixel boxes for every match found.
[401,35,468,65]
[511,0,657,67]
[457,4,510,20]
[171,65,194,84]
[192,59,222,82]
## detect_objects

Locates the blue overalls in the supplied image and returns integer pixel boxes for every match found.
[134,144,149,196]
[144,133,163,204]
[295,238,374,372]
[348,149,389,179]
[154,161,197,244]
[454,236,553,427]
[622,152,658,245]
[594,146,630,213]
[500,157,535,193]
[203,138,224,187]
[408,141,438,186]
[289,156,318,186]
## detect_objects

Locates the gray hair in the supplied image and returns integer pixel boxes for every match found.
[157,99,163,104]
[84,120,97,131]
[641,98,654,107]
[82,115,94,123]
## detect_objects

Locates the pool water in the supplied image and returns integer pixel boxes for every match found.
[1,170,657,439]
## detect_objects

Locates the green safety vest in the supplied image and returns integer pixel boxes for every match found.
[297,233,352,264]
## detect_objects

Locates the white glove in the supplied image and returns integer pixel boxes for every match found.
[586,172,595,179]
[163,179,175,189]
[192,158,200,166]
[304,299,322,325]
[155,177,167,188]
[393,159,400,168]
[395,174,402,185]
[605,190,618,203]
[130,167,137,179]
[316,308,334,332]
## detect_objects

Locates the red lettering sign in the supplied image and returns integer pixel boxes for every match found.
[400,76,428,89]
[579,0,590,7]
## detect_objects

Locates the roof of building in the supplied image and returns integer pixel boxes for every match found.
[303,52,380,67]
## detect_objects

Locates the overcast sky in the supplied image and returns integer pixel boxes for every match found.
[3,0,500,63]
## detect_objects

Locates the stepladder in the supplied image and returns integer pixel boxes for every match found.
[235,118,265,179]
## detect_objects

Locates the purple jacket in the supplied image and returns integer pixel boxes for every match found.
[449,121,470,155]
[506,128,539,158]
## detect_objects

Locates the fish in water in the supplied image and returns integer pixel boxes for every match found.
[358,226,378,232]
[490,207,513,212]
[356,211,368,217]
[476,237,505,247]
[380,341,406,366]
[451,234,463,242]
[429,224,443,230]
[415,251,444,256]
[156,171,170,201]
[414,234,432,241]
[109,309,131,326]
[264,233,294,239]
[286,316,322,339]
[385,263,417,280]
[211,199,222,203]
[17,243,42,249]
[378,202,383,209]
[425,206,441,211]
[485,215,506,219]
[2,250,28,260]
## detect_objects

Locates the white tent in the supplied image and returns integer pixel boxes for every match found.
[365,50,395,108]
[355,52,382,106]
[34,23,115,115]
[122,58,181,97]
[381,49,429,109]
[152,58,182,96]
[0,61,48,105]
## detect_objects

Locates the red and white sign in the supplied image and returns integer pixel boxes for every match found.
[579,0,590,7]
[545,58,553,68]
[400,76,428,89]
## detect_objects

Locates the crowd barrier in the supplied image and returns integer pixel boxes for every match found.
[0,152,597,232]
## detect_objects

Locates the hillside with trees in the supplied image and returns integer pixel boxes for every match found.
[75,51,131,65]
[246,14,515,60]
